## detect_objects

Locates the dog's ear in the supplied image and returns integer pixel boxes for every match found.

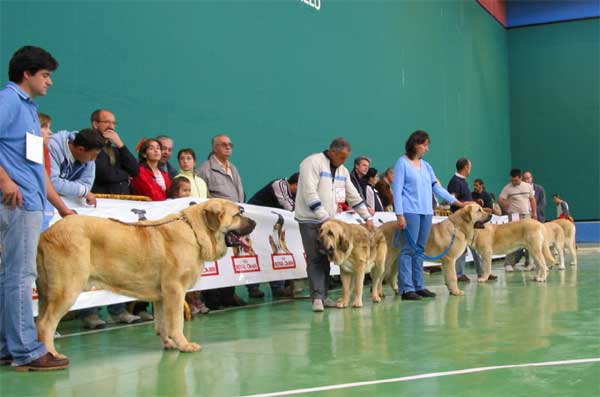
[461,205,473,224]
[203,200,224,232]
[338,234,350,253]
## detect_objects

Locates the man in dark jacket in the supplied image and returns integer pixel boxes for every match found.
[91,109,139,194]
[448,158,497,282]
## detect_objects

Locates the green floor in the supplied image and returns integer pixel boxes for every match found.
[2,246,599,397]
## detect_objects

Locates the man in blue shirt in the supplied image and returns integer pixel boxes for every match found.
[0,46,74,371]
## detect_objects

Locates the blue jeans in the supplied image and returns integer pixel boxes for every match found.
[0,205,47,365]
[456,248,483,277]
[398,213,433,294]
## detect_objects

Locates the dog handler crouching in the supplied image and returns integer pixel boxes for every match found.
[393,130,467,301]
[295,138,373,312]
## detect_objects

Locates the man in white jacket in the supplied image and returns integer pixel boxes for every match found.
[295,138,373,312]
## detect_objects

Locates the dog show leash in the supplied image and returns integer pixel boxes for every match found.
[393,221,457,261]
[108,214,204,249]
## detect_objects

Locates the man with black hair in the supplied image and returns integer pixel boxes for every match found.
[447,158,497,282]
[0,45,74,371]
[499,168,537,272]
[49,128,106,207]
[248,172,299,211]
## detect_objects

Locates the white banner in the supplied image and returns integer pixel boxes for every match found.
[32,198,508,315]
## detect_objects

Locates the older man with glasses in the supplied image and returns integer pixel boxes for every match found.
[198,134,264,307]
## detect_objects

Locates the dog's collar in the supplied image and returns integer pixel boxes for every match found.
[180,213,204,250]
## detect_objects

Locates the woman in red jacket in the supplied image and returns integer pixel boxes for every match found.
[131,138,171,201]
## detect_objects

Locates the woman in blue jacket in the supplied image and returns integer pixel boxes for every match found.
[393,130,466,300]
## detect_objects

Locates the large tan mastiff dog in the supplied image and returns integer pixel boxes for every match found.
[36,199,256,358]
[543,222,566,270]
[380,204,492,296]
[552,219,577,266]
[472,218,552,282]
[319,219,387,308]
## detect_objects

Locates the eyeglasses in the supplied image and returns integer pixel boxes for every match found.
[97,120,118,126]
[217,142,234,148]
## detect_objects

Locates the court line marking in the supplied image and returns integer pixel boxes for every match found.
[238,358,600,397]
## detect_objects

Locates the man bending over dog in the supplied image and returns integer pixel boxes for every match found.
[295,138,373,312]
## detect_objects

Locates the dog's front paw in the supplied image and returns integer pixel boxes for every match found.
[336,299,348,308]
[179,342,202,353]
[532,276,547,283]
[450,289,464,296]
[558,266,566,271]
[352,301,363,308]
[372,295,381,303]
[477,276,488,283]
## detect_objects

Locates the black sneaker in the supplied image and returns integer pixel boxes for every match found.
[416,289,436,298]
[401,291,422,301]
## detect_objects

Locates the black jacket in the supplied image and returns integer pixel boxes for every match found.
[92,145,139,194]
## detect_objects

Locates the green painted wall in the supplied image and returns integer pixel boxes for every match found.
[508,18,600,220]
[1,1,510,200]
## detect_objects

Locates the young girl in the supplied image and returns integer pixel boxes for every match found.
[131,138,171,200]
[175,148,208,199]
[168,176,210,315]
[167,176,192,199]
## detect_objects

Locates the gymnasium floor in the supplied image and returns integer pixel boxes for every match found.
[2,246,599,397]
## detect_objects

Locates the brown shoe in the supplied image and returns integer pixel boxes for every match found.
[487,274,498,281]
[1,355,13,366]
[248,287,265,298]
[225,294,247,307]
[457,274,470,282]
[15,353,69,372]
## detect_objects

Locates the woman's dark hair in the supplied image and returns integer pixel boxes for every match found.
[365,167,378,179]
[405,130,430,159]
[138,138,162,162]
[9,46,58,83]
[287,172,300,185]
[71,128,107,151]
[178,148,197,162]
[167,176,191,199]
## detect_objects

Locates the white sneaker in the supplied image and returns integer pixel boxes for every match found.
[82,314,106,329]
[312,299,324,312]
[107,311,141,324]
[138,310,154,321]
[505,264,514,272]
[323,297,337,308]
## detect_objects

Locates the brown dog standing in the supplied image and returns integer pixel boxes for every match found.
[36,199,255,358]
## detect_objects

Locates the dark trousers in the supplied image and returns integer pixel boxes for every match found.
[299,222,330,300]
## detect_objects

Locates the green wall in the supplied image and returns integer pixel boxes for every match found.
[508,18,600,220]
[1,1,510,200]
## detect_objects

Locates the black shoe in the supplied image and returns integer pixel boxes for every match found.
[416,289,436,298]
[401,291,422,301]
[487,274,498,281]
